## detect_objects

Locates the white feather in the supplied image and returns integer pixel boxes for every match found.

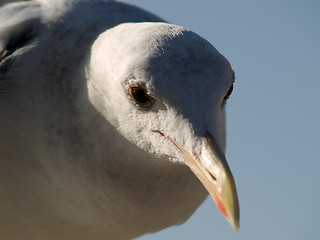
[0,0,234,239]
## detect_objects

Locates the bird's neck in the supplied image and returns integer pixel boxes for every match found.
[0,91,207,240]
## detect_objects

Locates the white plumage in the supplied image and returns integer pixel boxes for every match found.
[0,1,239,239]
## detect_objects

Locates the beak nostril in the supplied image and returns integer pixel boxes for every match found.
[193,152,217,182]
[194,152,217,182]
[208,171,217,181]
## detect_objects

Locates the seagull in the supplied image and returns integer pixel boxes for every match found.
[0,0,239,239]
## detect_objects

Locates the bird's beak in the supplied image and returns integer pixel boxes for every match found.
[178,132,240,232]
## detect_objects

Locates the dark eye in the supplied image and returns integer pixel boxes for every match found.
[129,85,153,105]
[222,84,233,105]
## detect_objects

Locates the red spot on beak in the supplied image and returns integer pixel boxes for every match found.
[216,197,228,219]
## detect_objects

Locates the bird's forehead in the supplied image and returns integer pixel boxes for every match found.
[123,23,232,92]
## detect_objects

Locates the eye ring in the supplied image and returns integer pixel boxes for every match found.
[222,84,234,105]
[129,85,153,106]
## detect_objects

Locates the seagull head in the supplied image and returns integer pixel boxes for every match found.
[87,22,239,231]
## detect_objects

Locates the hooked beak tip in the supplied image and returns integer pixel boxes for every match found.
[180,132,240,232]
[152,130,240,231]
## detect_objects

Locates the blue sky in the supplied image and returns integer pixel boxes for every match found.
[128,1,320,239]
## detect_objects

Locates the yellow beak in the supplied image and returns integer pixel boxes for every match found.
[179,132,240,232]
